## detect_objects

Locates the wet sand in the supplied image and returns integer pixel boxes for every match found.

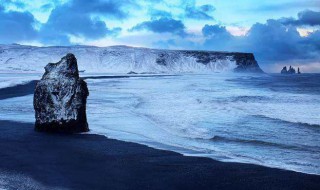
[0,120,319,190]
[0,80,37,100]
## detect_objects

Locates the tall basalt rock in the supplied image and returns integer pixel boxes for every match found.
[34,53,89,133]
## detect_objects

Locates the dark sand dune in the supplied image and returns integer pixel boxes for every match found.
[0,120,319,190]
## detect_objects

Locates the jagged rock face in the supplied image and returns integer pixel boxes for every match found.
[33,53,89,133]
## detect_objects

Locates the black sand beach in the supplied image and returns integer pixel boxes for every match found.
[0,77,319,190]
[0,120,320,190]
[0,80,37,100]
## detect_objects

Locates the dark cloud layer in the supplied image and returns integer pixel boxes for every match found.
[202,25,231,38]
[39,0,130,44]
[201,25,233,48]
[130,17,187,37]
[185,4,215,20]
[0,5,37,43]
[201,19,320,64]
[149,9,320,66]
[154,9,320,67]
[280,10,320,26]
[0,0,133,45]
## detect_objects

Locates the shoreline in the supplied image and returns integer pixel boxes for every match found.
[0,74,176,100]
[1,120,320,190]
[0,75,319,175]
[0,74,320,189]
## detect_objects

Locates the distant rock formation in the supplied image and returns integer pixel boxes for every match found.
[281,66,288,74]
[34,53,89,133]
[127,71,138,74]
[288,66,296,74]
[281,65,300,74]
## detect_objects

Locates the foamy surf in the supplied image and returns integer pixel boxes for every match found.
[0,73,319,175]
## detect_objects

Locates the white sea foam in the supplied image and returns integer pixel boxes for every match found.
[0,73,319,175]
[86,73,320,174]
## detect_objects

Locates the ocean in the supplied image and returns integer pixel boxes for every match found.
[0,73,319,174]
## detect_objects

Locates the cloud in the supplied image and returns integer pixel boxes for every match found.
[40,3,54,12]
[202,20,320,62]
[185,4,215,20]
[130,17,187,37]
[153,39,176,49]
[38,0,131,44]
[202,25,231,37]
[201,25,233,49]
[154,18,319,72]
[149,9,172,19]
[2,0,26,9]
[243,20,306,61]
[54,0,134,19]
[249,1,320,12]
[0,0,319,72]
[280,10,320,26]
[0,5,38,44]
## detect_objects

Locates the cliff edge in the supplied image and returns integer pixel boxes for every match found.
[0,44,263,73]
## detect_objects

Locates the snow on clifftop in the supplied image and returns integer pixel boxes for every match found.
[0,44,263,74]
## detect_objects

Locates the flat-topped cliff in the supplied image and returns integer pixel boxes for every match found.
[0,44,263,73]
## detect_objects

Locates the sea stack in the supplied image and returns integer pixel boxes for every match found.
[298,67,301,74]
[281,66,298,74]
[33,53,89,133]
[281,66,288,74]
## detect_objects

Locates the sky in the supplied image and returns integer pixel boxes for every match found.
[0,0,319,72]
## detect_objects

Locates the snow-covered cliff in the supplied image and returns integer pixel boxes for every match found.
[0,44,263,73]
